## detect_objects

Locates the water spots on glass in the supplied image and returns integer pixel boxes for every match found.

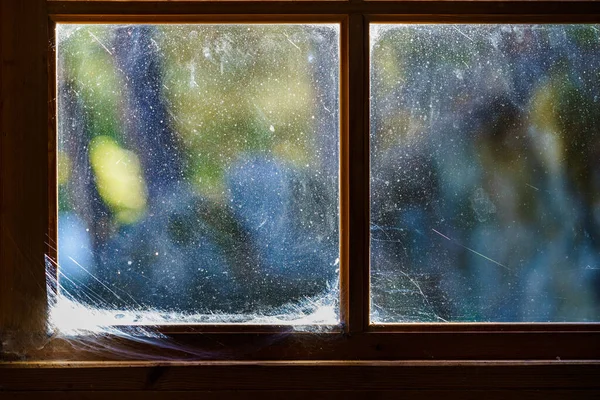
[56,24,340,327]
[370,24,600,323]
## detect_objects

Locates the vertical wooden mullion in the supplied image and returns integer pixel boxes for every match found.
[347,12,369,334]
[0,0,50,355]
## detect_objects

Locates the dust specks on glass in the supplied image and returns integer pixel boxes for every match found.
[370,24,600,323]
[55,24,340,326]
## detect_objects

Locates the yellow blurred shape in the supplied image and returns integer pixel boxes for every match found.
[256,79,311,125]
[531,82,559,133]
[273,141,309,168]
[57,151,71,186]
[89,136,147,224]
[529,81,564,173]
[374,44,404,96]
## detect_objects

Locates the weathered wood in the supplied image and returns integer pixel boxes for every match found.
[0,0,50,355]
[347,13,369,333]
[3,390,600,400]
[0,330,597,361]
[4,390,600,400]
[1,361,599,391]
[47,1,600,18]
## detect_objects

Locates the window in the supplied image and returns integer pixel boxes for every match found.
[55,23,341,327]
[2,0,600,397]
[370,23,600,323]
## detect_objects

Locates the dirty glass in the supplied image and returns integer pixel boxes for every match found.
[370,24,600,322]
[55,24,340,326]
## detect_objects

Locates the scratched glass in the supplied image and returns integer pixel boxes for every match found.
[370,24,600,322]
[56,24,340,325]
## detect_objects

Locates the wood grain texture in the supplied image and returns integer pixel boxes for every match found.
[3,390,600,400]
[47,1,600,17]
[1,361,600,391]
[347,13,369,333]
[0,0,50,354]
[1,330,597,361]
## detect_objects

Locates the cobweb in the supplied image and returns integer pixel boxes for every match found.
[46,255,339,327]
[4,254,340,360]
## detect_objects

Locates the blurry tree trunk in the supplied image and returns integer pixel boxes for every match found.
[113,26,183,201]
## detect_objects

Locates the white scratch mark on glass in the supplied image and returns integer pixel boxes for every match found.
[431,229,509,270]
[284,33,301,51]
[88,30,113,55]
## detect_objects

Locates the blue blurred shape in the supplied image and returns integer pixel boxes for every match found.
[58,211,96,295]
[96,183,244,312]
[227,156,337,302]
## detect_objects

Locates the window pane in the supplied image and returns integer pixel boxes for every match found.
[370,24,600,322]
[56,24,339,326]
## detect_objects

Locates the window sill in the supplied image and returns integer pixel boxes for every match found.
[1,329,599,361]
[2,360,599,397]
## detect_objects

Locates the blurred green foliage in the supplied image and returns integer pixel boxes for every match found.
[58,24,331,216]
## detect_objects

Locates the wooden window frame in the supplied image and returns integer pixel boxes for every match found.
[2,0,600,398]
